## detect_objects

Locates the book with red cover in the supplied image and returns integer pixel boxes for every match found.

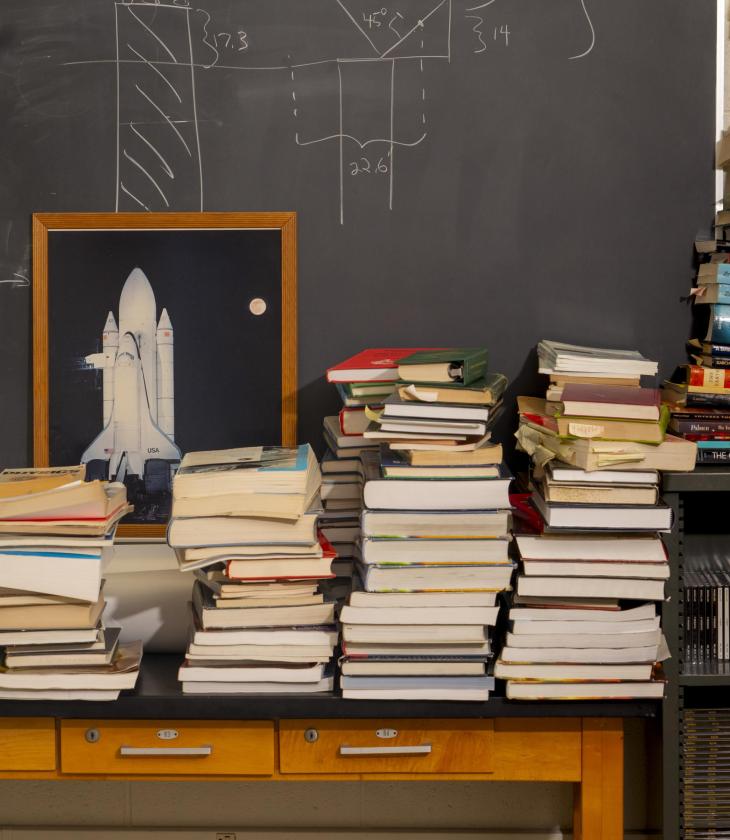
[339,406,380,436]
[560,384,661,421]
[326,348,441,383]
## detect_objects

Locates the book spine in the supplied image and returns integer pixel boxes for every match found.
[671,420,730,434]
[699,355,730,368]
[696,448,730,463]
[684,392,730,408]
[688,365,730,390]
[707,343,730,358]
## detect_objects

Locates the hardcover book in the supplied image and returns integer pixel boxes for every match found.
[396,348,488,386]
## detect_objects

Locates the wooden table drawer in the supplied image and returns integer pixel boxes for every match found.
[279,719,494,775]
[0,718,56,771]
[60,720,274,776]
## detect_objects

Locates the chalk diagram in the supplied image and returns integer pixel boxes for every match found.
[72,0,596,225]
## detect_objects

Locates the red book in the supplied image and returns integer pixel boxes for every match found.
[560,384,661,421]
[339,406,381,436]
[326,348,441,383]
[686,365,730,391]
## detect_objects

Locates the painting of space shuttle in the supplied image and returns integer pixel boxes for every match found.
[81,267,181,520]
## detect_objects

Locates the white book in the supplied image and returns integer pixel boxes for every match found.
[505,630,661,649]
[343,642,491,656]
[360,537,510,565]
[360,563,514,592]
[182,676,334,694]
[340,661,487,676]
[521,560,669,580]
[515,534,667,563]
[339,605,499,626]
[191,627,338,646]
[508,603,656,622]
[362,453,511,511]
[509,616,660,635]
[531,491,672,531]
[187,642,334,659]
[340,674,494,702]
[500,644,660,664]
[361,509,510,538]
[0,626,101,646]
[505,681,664,700]
[0,548,102,603]
[0,689,121,701]
[178,661,325,683]
[494,659,653,681]
[517,576,665,601]
[342,624,488,644]
[547,466,659,485]
[350,591,498,608]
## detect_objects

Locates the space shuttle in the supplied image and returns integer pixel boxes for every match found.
[82,267,181,489]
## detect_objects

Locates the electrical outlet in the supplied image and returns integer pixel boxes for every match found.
[216,834,236,840]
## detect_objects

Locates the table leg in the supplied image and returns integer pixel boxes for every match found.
[573,718,624,840]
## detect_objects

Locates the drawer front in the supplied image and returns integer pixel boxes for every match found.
[0,718,56,771]
[279,719,494,774]
[61,720,274,776]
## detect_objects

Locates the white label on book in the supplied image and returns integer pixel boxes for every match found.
[568,422,605,438]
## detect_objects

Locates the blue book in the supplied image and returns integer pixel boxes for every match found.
[705,305,730,345]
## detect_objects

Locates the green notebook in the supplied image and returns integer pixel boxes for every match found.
[396,348,488,387]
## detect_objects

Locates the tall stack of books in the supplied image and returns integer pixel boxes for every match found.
[506,340,696,700]
[322,350,406,571]
[339,348,513,702]
[0,466,142,701]
[662,232,730,465]
[170,445,339,694]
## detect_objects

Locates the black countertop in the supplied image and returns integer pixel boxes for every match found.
[0,655,659,719]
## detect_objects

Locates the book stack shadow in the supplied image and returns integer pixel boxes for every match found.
[338,348,513,701]
[0,466,141,701]
[170,445,338,694]
[502,340,696,700]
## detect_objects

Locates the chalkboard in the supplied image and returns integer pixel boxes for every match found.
[0,0,717,468]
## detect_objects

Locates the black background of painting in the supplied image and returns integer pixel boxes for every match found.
[48,229,282,467]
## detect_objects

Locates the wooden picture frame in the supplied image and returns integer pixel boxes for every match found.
[33,212,297,538]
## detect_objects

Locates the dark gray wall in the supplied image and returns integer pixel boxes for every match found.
[0,0,717,467]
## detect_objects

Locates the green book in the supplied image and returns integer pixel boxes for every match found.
[396,348,488,387]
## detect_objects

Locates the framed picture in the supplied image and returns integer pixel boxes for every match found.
[33,212,297,538]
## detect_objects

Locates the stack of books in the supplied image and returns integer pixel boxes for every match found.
[322,349,408,572]
[663,362,730,467]
[667,229,730,464]
[0,466,141,701]
[169,445,339,694]
[339,348,513,702]
[516,340,696,472]
[506,340,695,700]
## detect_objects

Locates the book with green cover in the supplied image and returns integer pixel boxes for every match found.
[396,348,488,387]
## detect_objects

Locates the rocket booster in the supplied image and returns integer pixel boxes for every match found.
[82,267,180,480]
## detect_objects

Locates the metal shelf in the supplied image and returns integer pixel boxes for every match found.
[662,467,730,493]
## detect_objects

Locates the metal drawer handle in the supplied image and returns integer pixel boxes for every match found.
[119,746,212,757]
[339,744,432,756]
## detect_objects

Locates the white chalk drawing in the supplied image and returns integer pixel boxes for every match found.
[54,0,595,230]
[82,266,181,499]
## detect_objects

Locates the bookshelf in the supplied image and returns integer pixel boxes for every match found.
[661,468,730,840]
